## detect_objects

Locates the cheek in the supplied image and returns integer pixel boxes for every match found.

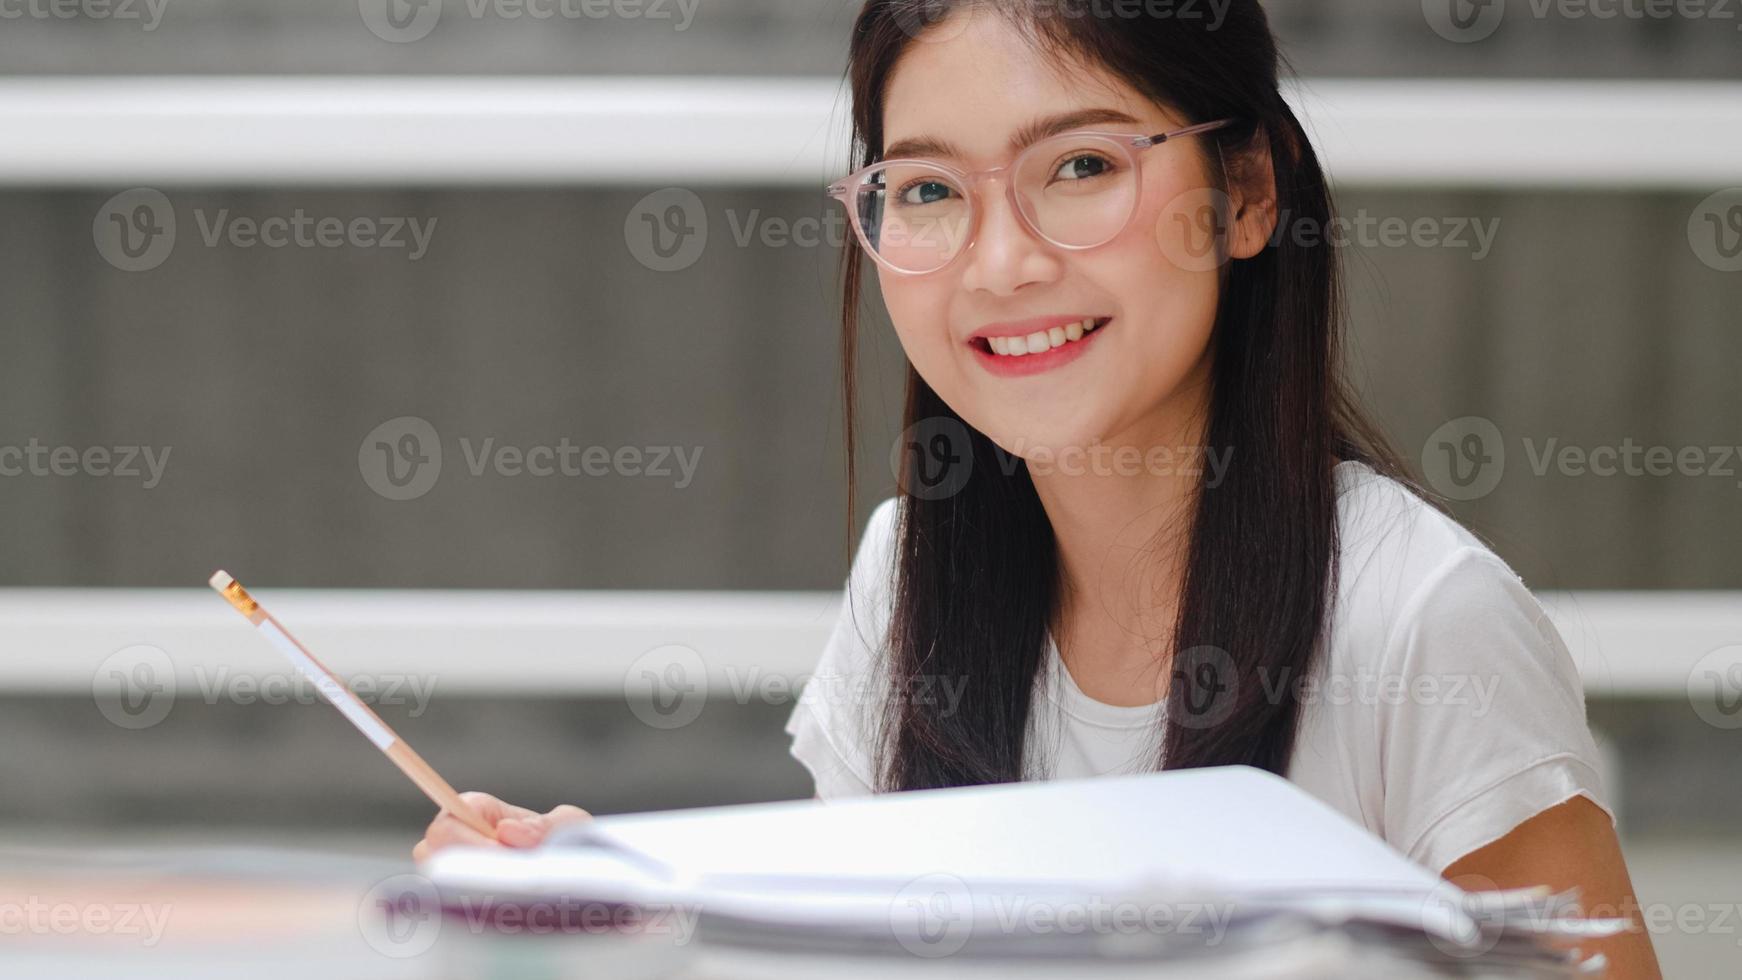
[1090,173,1223,348]
[1138,151,1232,284]
[1059,166,1223,414]
[878,270,959,375]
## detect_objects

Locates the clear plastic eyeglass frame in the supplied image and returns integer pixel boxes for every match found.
[825,118,1239,275]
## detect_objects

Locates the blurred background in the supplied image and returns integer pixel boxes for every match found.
[0,1,1738,974]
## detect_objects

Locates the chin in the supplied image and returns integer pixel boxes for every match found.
[976,411,1110,464]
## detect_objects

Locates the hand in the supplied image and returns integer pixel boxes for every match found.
[411,791,591,863]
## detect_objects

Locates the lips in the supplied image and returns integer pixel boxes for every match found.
[973,317,1107,357]
[969,316,1112,377]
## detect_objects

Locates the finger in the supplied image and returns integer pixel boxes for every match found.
[428,810,502,850]
[455,791,541,829]
[545,805,591,827]
[454,791,518,826]
[497,805,591,848]
[495,817,544,848]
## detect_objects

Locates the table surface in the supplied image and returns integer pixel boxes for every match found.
[0,843,1506,980]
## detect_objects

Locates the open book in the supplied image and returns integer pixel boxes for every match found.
[423,767,1622,969]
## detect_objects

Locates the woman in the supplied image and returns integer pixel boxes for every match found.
[418,2,1659,974]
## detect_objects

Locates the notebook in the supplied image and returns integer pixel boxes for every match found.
[423,766,1623,967]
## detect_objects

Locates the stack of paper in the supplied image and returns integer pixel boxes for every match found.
[424,767,1624,975]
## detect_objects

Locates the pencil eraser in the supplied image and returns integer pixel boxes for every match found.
[209,570,234,592]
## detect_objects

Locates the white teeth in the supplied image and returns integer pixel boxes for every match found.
[983,319,1104,357]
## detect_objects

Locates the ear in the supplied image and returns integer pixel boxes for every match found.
[1224,129,1280,261]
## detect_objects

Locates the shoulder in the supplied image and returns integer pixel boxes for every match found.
[1311,462,1608,872]
[1329,460,1536,665]
[782,497,902,798]
[838,496,901,649]
[1332,459,1487,596]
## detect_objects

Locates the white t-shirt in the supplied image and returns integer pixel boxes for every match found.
[784,460,1612,874]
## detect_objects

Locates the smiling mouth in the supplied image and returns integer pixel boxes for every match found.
[971,317,1112,357]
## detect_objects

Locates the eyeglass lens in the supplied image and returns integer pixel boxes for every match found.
[851,133,1140,274]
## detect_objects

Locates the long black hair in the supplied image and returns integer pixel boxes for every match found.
[837,0,1417,790]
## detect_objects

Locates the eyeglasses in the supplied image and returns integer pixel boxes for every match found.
[825,118,1238,275]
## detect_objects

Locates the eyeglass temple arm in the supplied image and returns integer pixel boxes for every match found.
[1138,117,1240,147]
[824,117,1243,192]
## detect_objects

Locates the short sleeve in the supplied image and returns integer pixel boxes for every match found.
[1378,547,1612,873]
[783,497,900,800]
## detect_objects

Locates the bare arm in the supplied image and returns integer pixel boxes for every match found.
[1443,795,1661,980]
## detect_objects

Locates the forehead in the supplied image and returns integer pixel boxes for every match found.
[881,9,1167,164]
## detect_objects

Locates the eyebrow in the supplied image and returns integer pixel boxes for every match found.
[882,107,1145,162]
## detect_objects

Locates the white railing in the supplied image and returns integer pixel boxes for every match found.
[0,587,1732,698]
[0,77,1738,188]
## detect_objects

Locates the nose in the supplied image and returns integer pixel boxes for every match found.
[958,174,1062,296]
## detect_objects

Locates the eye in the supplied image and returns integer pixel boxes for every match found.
[897,179,957,206]
[1051,153,1116,182]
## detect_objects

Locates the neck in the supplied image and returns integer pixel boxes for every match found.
[1025,383,1213,694]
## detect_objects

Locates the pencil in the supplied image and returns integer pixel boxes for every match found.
[208,570,496,839]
